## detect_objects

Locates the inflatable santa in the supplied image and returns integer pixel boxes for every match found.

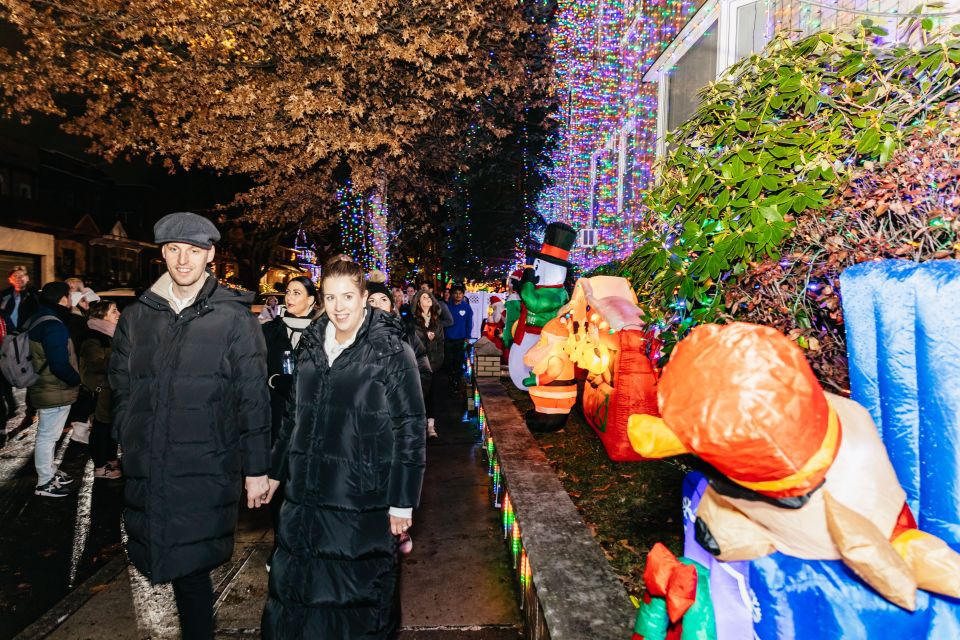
[501,269,524,353]
[522,316,577,432]
[507,222,576,390]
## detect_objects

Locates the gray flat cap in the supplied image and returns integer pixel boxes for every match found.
[154,211,221,249]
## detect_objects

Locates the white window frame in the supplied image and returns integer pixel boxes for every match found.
[645,0,772,160]
[588,132,620,226]
[646,0,721,158]
[718,0,772,73]
[587,149,600,227]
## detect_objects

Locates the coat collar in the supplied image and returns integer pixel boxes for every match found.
[139,271,220,318]
[301,306,406,369]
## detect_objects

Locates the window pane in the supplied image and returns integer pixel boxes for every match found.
[667,20,719,133]
[736,1,768,62]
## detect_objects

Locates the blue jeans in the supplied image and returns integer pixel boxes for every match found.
[35,405,70,485]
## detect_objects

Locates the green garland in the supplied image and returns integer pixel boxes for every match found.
[619,24,960,360]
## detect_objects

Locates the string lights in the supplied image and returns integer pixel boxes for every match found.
[539,0,696,271]
[337,185,390,276]
[539,0,935,271]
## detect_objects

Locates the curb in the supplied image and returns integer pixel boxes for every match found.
[13,554,129,640]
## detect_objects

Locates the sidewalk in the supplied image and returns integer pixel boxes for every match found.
[17,379,522,639]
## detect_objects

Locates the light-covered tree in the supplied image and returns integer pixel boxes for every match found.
[0,0,556,237]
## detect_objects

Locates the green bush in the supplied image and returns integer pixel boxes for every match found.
[619,25,960,361]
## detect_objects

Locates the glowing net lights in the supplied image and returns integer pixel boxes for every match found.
[337,186,390,276]
[512,519,523,565]
[473,380,535,614]
[539,0,696,271]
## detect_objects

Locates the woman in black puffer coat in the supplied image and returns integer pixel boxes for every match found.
[261,276,321,538]
[366,279,431,382]
[262,259,426,640]
[406,290,444,439]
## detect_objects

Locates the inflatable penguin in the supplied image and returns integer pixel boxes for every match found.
[628,323,960,611]
[507,222,576,390]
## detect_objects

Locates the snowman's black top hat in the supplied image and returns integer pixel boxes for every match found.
[534,222,576,267]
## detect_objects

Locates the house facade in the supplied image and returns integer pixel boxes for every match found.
[539,0,958,271]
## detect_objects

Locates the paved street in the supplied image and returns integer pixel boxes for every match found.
[2,377,522,639]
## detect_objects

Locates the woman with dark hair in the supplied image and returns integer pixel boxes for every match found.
[262,259,426,640]
[368,278,431,391]
[78,300,122,479]
[261,276,320,538]
[407,290,444,439]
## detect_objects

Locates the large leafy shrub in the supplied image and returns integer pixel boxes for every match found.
[721,117,960,393]
[620,25,960,359]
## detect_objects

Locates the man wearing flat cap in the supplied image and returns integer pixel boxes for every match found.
[109,212,271,640]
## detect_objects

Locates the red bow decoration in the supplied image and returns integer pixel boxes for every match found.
[643,543,698,624]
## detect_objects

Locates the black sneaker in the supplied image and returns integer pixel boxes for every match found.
[54,470,74,485]
[35,478,71,498]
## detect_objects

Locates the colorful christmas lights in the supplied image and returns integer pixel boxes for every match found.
[539,0,696,271]
[540,0,921,271]
[337,185,391,276]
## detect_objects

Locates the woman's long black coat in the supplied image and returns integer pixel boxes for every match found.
[262,308,426,640]
[108,275,271,584]
[261,316,296,438]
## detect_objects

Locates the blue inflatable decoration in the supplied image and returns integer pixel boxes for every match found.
[841,260,960,542]
[914,262,960,543]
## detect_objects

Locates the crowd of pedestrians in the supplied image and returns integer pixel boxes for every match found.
[0,211,483,639]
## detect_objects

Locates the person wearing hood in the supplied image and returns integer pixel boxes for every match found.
[261,276,321,544]
[262,258,426,640]
[28,281,81,498]
[108,212,271,640]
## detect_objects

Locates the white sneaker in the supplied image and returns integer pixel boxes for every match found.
[70,421,90,444]
[427,419,438,439]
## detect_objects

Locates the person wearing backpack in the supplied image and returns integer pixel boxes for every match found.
[28,281,80,498]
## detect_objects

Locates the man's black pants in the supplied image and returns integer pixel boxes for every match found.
[172,570,214,640]
[444,339,466,385]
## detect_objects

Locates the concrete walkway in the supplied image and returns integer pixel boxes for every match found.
[14,380,522,639]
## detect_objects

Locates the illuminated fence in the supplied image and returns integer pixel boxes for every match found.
[464,346,635,640]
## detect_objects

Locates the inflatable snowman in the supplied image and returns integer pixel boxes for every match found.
[507,222,576,390]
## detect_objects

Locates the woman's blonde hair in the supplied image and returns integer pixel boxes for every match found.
[321,257,365,293]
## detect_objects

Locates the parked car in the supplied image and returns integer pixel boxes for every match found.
[95,288,140,311]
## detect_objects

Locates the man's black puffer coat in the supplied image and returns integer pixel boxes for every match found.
[262,308,426,640]
[109,274,271,584]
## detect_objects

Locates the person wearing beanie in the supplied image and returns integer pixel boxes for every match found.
[109,211,271,640]
[366,277,432,397]
[27,282,81,498]
[443,284,473,390]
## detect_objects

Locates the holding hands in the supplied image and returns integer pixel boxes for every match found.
[245,475,271,508]
[389,514,413,536]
